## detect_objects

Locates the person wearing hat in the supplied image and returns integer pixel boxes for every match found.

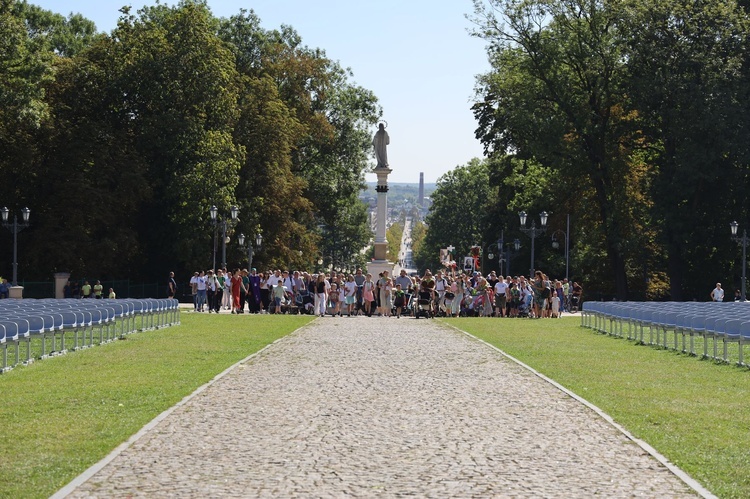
[239,269,250,313]
[248,268,261,313]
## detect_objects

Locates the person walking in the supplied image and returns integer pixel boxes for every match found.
[231,269,243,314]
[344,274,357,316]
[314,274,328,317]
[167,272,177,299]
[81,280,92,299]
[206,270,217,313]
[363,273,375,317]
[213,269,224,313]
[711,282,725,302]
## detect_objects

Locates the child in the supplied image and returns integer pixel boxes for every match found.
[344,275,357,316]
[363,274,375,317]
[329,283,341,316]
[273,280,286,314]
[551,293,561,318]
[393,284,405,318]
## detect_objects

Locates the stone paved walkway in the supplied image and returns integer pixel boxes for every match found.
[59,317,702,498]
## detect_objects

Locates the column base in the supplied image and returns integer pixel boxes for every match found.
[367,260,394,278]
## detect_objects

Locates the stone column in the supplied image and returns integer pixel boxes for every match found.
[54,272,71,299]
[368,167,395,278]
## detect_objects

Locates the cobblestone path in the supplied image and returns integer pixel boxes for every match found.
[60,317,701,498]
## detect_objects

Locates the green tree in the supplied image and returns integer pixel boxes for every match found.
[415,159,494,272]
[219,10,378,269]
[471,0,642,299]
[114,1,243,273]
[14,1,98,57]
[623,0,750,299]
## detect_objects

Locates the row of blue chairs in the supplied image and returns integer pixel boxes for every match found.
[581,301,750,365]
[0,298,180,373]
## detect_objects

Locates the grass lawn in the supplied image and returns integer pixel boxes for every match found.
[446,316,750,499]
[0,312,313,498]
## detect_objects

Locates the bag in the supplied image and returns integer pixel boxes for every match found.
[445,292,455,299]
[541,287,551,299]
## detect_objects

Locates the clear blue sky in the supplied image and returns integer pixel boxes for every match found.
[32,0,490,183]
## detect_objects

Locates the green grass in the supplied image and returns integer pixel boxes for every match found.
[0,313,313,498]
[446,316,750,499]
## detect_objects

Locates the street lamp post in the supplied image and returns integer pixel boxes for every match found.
[238,232,263,270]
[508,238,521,277]
[486,234,505,275]
[1,207,31,286]
[551,214,570,281]
[210,205,238,271]
[519,211,548,278]
[731,221,748,301]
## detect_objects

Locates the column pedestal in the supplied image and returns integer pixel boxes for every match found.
[368,167,394,278]
[54,272,71,299]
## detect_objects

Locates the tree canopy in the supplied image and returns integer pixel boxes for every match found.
[462,0,750,300]
[0,0,381,283]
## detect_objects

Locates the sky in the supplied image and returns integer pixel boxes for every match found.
[31,0,491,184]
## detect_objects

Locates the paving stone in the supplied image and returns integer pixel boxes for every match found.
[63,317,699,498]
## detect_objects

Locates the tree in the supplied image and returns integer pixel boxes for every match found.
[471,0,641,299]
[623,0,750,299]
[415,159,494,272]
[114,1,244,274]
[219,10,379,269]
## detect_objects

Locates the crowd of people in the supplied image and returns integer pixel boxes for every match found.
[61,280,116,299]
[180,266,583,318]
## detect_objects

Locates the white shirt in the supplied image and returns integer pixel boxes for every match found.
[494,281,509,296]
[712,287,724,301]
[344,281,357,297]
[267,274,282,287]
[196,276,207,291]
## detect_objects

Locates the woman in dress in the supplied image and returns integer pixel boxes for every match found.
[383,277,393,317]
[362,273,375,317]
[344,274,357,316]
[378,271,390,316]
[231,269,243,314]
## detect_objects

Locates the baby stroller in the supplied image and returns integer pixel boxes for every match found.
[517,293,532,318]
[414,290,434,319]
[402,292,414,317]
[296,290,315,315]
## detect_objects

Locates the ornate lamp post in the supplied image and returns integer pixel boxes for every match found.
[519,211,548,278]
[210,205,238,271]
[1,207,31,286]
[550,213,571,281]
[486,237,505,275]
[238,232,262,270]
[731,221,748,301]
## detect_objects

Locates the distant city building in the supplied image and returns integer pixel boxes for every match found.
[418,172,425,206]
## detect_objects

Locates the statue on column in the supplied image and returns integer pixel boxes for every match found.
[373,122,390,169]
